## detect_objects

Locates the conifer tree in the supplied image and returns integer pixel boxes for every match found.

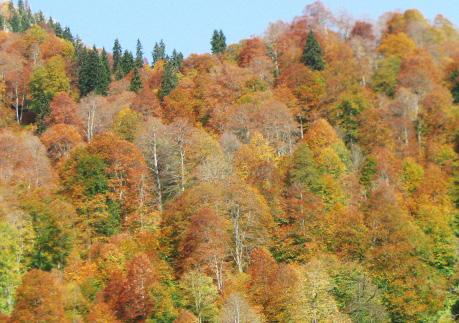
[119,50,134,78]
[96,48,111,95]
[170,49,184,70]
[159,60,178,100]
[79,46,101,96]
[302,30,325,71]
[152,39,166,67]
[112,38,122,73]
[62,27,73,42]
[130,67,142,93]
[135,39,144,68]
[211,29,226,54]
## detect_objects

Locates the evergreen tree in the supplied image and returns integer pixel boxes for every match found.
[301,30,325,71]
[53,22,63,37]
[0,15,4,31]
[112,38,122,73]
[170,49,184,70]
[130,67,142,93]
[9,4,21,33]
[119,50,134,77]
[96,48,111,96]
[211,29,226,54]
[62,27,73,42]
[151,39,166,67]
[79,46,101,96]
[159,60,178,100]
[135,39,144,68]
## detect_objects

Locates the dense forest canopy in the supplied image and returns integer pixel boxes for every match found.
[0,0,458,322]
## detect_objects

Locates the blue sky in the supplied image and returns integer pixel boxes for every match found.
[30,0,458,59]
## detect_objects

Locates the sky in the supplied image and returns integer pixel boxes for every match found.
[29,0,459,59]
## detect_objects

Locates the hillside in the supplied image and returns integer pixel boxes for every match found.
[0,1,458,322]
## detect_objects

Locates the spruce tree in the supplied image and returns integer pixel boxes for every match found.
[159,60,178,100]
[96,48,111,95]
[211,29,226,54]
[135,39,143,68]
[152,39,166,67]
[130,67,142,93]
[119,50,134,78]
[112,39,122,73]
[301,30,325,71]
[79,46,101,96]
[62,27,73,42]
[170,49,184,70]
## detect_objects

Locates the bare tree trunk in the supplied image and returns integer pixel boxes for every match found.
[151,131,163,212]
[231,206,244,273]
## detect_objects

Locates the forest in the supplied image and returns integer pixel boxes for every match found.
[0,0,458,322]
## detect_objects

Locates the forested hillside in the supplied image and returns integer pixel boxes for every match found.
[0,1,458,322]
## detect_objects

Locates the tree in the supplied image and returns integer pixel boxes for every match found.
[179,208,231,291]
[159,60,179,100]
[301,30,325,71]
[135,38,143,68]
[10,270,68,323]
[180,270,218,323]
[112,107,141,142]
[41,124,83,162]
[210,29,226,54]
[97,48,111,95]
[29,56,70,132]
[45,92,81,127]
[112,38,122,72]
[129,67,142,93]
[116,253,158,322]
[78,46,101,97]
[152,39,166,66]
[220,293,262,323]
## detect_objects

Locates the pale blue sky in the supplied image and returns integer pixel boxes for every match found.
[30,0,458,59]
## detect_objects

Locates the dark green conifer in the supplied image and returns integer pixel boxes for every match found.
[96,48,111,96]
[159,60,178,100]
[152,40,166,67]
[135,39,144,68]
[301,30,325,71]
[130,67,142,93]
[112,38,122,73]
[211,29,226,54]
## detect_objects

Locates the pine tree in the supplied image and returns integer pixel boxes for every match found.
[152,39,166,67]
[211,29,226,54]
[96,48,111,95]
[159,60,178,100]
[301,30,325,71]
[130,67,142,93]
[9,3,21,33]
[112,38,122,73]
[135,39,144,68]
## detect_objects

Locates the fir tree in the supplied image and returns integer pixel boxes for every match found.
[151,39,166,67]
[130,67,142,93]
[135,39,144,68]
[62,27,73,42]
[119,50,134,77]
[159,60,178,100]
[96,48,111,96]
[53,22,63,37]
[211,29,226,54]
[79,46,101,96]
[9,4,21,32]
[170,49,184,70]
[112,38,122,73]
[301,30,325,71]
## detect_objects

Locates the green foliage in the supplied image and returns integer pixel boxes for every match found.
[29,56,70,132]
[24,198,73,271]
[97,48,111,95]
[449,69,459,103]
[159,60,179,100]
[112,38,122,72]
[152,39,166,66]
[301,30,325,71]
[372,55,401,97]
[0,223,23,314]
[130,67,143,93]
[211,29,226,54]
[135,39,144,68]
